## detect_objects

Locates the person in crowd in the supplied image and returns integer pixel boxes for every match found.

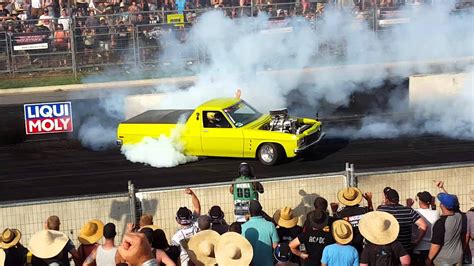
[83,223,124,266]
[170,188,201,266]
[117,232,156,266]
[321,220,358,266]
[30,229,80,266]
[289,210,334,266]
[359,211,411,266]
[54,23,69,66]
[0,228,28,266]
[411,191,439,265]
[208,205,229,234]
[38,8,53,30]
[141,226,176,265]
[197,215,212,231]
[466,190,474,264]
[140,213,155,229]
[242,200,279,266]
[151,229,180,265]
[229,222,242,234]
[426,193,468,265]
[274,242,298,265]
[230,162,264,222]
[377,187,428,253]
[273,206,302,264]
[332,187,373,253]
[312,197,336,226]
[85,9,100,28]
[58,9,70,30]
[77,219,104,265]
[83,26,95,64]
[215,232,253,266]
[187,229,220,265]
[30,0,42,19]
[31,215,80,265]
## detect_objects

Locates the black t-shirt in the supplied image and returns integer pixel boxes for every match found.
[337,205,369,253]
[211,222,230,235]
[360,241,407,265]
[297,226,335,266]
[277,225,303,243]
[4,245,28,266]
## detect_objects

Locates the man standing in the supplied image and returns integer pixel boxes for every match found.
[171,188,201,266]
[242,200,279,266]
[334,187,373,253]
[412,191,439,265]
[377,187,427,253]
[230,162,264,222]
[83,223,122,266]
[426,193,468,265]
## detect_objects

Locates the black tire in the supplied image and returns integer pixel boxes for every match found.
[257,143,283,166]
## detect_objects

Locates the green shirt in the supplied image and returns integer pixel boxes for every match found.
[233,175,259,201]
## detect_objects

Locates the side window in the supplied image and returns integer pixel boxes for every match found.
[203,111,232,128]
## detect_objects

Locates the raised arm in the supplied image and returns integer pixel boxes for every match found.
[185,188,201,216]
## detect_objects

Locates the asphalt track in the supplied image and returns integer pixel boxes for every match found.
[1,135,473,202]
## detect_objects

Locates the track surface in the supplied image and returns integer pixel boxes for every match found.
[1,136,473,202]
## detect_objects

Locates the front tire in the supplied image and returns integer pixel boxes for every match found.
[257,143,283,166]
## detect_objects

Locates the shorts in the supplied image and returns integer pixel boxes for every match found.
[99,41,110,51]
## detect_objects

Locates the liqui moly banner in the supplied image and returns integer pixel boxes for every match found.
[24,102,73,135]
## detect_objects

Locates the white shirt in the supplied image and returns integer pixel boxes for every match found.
[171,223,199,266]
[58,16,70,30]
[96,245,117,266]
[31,0,41,8]
[414,208,440,251]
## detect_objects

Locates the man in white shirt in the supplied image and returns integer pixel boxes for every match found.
[171,188,201,266]
[30,0,43,18]
[57,8,70,31]
[413,191,440,265]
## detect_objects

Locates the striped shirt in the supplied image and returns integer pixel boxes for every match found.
[377,204,421,251]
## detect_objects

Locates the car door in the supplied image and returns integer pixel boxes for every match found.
[201,110,244,157]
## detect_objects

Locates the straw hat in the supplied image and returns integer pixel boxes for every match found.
[215,232,253,266]
[79,219,104,245]
[187,230,220,266]
[338,187,363,206]
[29,230,69,259]
[332,220,353,245]
[359,211,399,245]
[273,207,298,228]
[0,228,22,249]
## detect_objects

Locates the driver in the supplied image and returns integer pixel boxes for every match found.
[207,112,223,128]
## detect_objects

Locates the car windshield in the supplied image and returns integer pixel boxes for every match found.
[223,101,262,128]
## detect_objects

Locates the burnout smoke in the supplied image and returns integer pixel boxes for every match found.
[120,117,197,168]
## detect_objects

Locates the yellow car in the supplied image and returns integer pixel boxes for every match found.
[116,98,324,165]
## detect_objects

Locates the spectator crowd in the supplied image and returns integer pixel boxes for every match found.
[0,163,472,266]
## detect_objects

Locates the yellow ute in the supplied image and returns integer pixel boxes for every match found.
[116,98,325,165]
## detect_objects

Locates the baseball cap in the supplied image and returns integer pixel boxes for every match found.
[417,191,433,204]
[249,200,262,215]
[176,207,193,225]
[103,223,116,238]
[437,193,458,210]
[274,242,292,262]
[383,187,400,203]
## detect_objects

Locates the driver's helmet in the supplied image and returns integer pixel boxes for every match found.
[207,112,221,122]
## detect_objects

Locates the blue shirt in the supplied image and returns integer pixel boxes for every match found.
[175,0,186,13]
[241,216,280,266]
[321,243,359,266]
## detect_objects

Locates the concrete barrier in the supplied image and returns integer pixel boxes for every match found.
[409,72,470,105]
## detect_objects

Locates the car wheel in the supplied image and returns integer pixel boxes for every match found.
[257,143,282,166]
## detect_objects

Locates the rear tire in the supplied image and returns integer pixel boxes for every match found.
[257,143,283,166]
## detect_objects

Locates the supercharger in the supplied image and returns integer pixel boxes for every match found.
[265,109,312,134]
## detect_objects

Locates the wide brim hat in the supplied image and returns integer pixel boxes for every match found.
[332,220,353,245]
[0,249,5,265]
[338,187,363,206]
[29,230,69,259]
[359,211,399,245]
[273,207,298,228]
[216,232,253,266]
[187,230,220,266]
[78,219,104,245]
[0,228,22,249]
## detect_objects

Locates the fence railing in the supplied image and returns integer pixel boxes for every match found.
[0,3,420,76]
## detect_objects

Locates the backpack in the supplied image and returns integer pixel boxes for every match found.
[374,245,395,266]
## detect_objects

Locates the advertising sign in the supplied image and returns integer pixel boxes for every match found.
[24,102,73,135]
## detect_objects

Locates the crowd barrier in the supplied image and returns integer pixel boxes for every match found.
[0,162,472,249]
[0,3,414,76]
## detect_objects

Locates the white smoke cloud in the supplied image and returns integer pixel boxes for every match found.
[120,119,197,168]
[77,4,473,160]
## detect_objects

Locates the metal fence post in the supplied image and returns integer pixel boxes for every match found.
[70,17,78,79]
[345,162,356,187]
[128,180,137,224]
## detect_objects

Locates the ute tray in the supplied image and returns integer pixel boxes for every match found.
[123,109,194,124]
